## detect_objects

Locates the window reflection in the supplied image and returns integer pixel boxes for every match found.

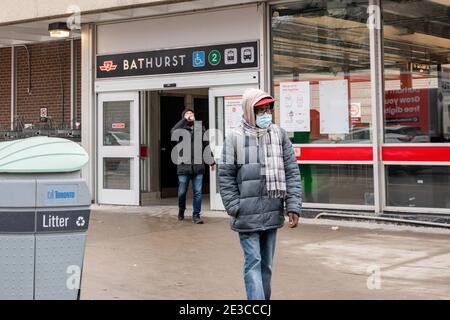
[301,164,374,205]
[271,0,372,144]
[383,0,450,143]
[103,158,131,190]
[103,101,132,146]
[386,165,450,208]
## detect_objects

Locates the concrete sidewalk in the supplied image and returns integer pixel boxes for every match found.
[80,205,450,300]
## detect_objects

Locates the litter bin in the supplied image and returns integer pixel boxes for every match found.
[0,136,90,300]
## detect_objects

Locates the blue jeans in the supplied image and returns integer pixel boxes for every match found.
[178,174,203,216]
[239,228,277,300]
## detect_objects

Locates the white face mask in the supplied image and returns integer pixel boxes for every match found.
[256,113,272,128]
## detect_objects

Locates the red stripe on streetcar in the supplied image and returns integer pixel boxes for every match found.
[382,146,450,162]
[294,146,450,162]
[295,146,373,162]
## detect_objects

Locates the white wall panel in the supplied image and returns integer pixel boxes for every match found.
[96,5,261,55]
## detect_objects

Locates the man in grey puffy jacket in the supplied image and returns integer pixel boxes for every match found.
[218,88,302,300]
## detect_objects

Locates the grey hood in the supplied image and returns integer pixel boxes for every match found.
[241,88,274,127]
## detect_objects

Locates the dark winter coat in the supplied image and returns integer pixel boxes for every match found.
[218,88,301,233]
[170,118,214,176]
[218,128,302,232]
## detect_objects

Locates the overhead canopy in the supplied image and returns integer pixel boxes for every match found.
[0,136,88,173]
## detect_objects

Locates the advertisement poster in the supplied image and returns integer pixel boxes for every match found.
[384,88,429,133]
[319,80,349,134]
[224,96,243,135]
[279,82,311,132]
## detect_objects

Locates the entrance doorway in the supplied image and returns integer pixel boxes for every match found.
[96,82,259,207]
[158,89,210,198]
[140,85,254,209]
[97,91,140,205]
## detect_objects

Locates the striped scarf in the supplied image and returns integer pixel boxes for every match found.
[241,120,286,198]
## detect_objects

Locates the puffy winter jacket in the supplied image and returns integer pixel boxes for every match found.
[218,127,302,233]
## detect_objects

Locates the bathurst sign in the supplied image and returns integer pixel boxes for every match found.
[96,41,258,79]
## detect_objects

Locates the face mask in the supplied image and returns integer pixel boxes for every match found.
[255,113,272,128]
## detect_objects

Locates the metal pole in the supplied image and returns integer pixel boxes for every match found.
[10,46,15,131]
[369,0,385,214]
[70,38,75,130]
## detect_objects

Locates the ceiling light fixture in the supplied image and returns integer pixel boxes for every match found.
[48,22,70,38]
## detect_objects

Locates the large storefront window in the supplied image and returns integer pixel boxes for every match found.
[301,164,374,205]
[386,165,450,208]
[271,0,372,144]
[383,0,450,143]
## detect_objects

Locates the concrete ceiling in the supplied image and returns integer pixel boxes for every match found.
[0,6,174,46]
[0,0,259,47]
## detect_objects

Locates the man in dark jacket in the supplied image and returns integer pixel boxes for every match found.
[171,108,215,224]
[218,88,301,300]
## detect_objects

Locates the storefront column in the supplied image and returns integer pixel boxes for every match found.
[257,1,267,91]
[369,0,385,213]
[81,23,96,201]
[10,46,15,130]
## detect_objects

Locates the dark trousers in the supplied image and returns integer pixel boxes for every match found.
[177,174,203,216]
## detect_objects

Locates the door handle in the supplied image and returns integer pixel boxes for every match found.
[161,148,166,151]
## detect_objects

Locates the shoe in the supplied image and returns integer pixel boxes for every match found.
[193,215,204,224]
[178,210,185,221]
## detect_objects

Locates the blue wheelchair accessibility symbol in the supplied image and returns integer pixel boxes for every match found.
[193,51,205,68]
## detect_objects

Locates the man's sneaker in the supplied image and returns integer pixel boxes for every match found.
[193,215,204,224]
[178,211,185,221]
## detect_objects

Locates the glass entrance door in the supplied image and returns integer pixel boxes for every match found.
[98,92,140,205]
[209,85,258,210]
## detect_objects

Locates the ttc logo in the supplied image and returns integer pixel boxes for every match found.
[99,60,118,72]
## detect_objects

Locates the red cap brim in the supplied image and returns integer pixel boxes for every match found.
[254,97,276,107]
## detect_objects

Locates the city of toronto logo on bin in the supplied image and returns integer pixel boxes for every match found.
[76,216,86,227]
[47,190,76,200]
[99,60,118,72]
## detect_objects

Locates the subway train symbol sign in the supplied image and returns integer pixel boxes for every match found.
[99,60,118,72]
[243,49,251,60]
[224,48,237,65]
[241,47,254,63]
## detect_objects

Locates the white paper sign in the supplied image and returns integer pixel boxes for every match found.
[224,96,243,135]
[280,82,311,132]
[319,80,349,134]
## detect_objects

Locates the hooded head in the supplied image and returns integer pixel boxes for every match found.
[181,108,195,127]
[241,88,275,127]
[181,108,194,119]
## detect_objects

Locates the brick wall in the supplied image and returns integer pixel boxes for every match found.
[16,41,69,127]
[1,39,81,133]
[0,48,11,129]
[0,39,82,131]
